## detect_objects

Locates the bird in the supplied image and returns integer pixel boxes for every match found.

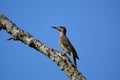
[52,26,79,67]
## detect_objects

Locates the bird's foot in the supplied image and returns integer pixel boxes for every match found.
[62,51,69,56]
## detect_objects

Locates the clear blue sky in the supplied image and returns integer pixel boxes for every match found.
[0,0,120,80]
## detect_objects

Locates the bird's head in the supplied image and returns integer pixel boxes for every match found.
[52,26,67,33]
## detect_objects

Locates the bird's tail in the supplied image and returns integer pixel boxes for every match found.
[73,55,77,67]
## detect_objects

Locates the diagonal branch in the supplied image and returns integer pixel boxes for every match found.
[0,14,86,80]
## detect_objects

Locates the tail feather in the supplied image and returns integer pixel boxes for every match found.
[73,55,77,67]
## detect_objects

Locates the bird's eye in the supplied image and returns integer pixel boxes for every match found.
[59,29,62,32]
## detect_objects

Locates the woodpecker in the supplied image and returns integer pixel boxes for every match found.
[52,26,79,67]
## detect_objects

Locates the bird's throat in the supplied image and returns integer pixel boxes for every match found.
[60,32,66,37]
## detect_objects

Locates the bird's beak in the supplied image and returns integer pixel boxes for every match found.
[52,26,57,29]
[52,26,59,30]
[52,26,61,32]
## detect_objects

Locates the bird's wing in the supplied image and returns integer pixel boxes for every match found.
[62,36,79,59]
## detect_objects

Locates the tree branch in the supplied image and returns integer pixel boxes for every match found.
[0,14,86,80]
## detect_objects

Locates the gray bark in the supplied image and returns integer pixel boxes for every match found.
[0,14,86,80]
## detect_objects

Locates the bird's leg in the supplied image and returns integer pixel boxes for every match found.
[62,50,70,56]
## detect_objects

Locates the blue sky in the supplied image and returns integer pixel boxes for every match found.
[0,0,120,80]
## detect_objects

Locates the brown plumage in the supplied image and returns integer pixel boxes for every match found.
[52,26,79,67]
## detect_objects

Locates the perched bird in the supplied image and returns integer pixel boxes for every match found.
[52,26,79,67]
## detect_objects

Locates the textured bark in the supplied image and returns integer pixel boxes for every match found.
[0,14,86,80]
